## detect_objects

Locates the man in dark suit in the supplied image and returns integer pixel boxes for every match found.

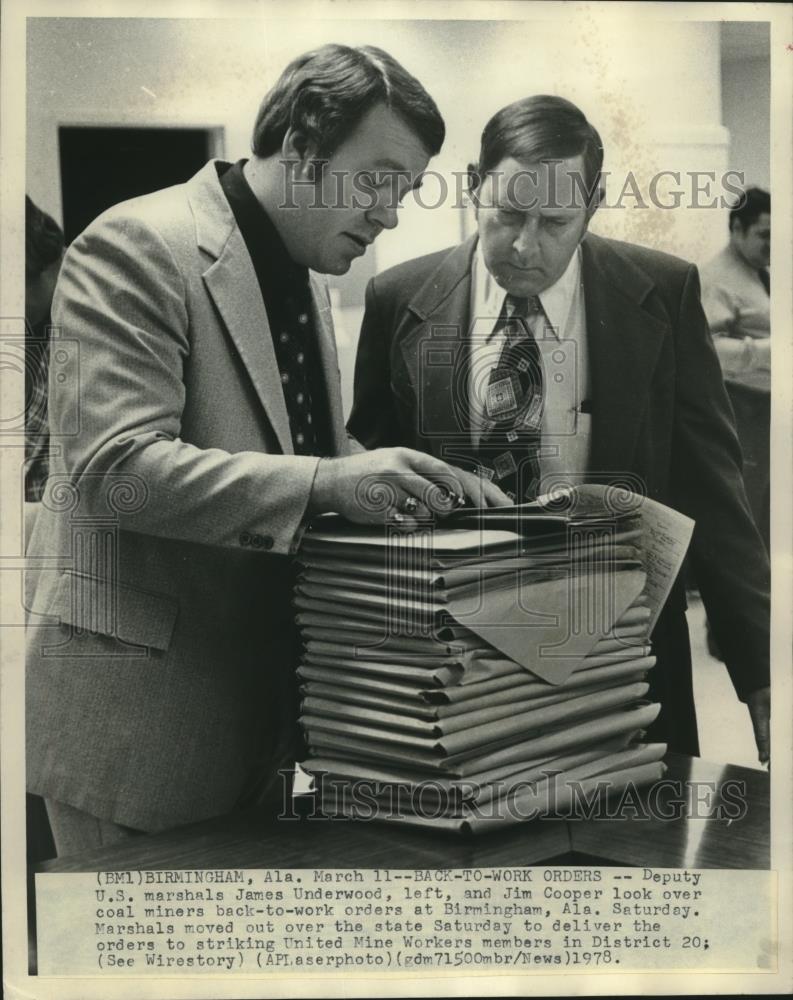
[349,95,770,761]
[26,44,508,857]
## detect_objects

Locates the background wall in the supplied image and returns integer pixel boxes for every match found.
[27,16,770,410]
[720,22,771,191]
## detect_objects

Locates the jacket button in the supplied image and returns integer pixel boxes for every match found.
[239,531,251,546]
[262,535,274,550]
[251,534,263,549]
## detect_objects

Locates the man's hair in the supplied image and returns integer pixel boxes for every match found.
[729,186,770,232]
[26,196,64,278]
[251,44,445,161]
[470,95,604,208]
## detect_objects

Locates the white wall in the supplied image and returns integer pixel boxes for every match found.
[721,56,771,191]
[28,16,733,262]
[27,15,741,413]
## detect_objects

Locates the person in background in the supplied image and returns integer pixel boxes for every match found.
[24,195,64,502]
[700,187,770,378]
[24,197,64,864]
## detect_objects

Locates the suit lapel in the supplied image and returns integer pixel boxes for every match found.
[202,231,294,454]
[581,234,669,474]
[189,160,338,457]
[397,238,478,455]
[394,230,669,474]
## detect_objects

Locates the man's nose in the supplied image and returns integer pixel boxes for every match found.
[513,217,540,258]
[367,199,399,231]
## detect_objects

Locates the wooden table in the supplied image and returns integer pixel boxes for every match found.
[39,754,769,873]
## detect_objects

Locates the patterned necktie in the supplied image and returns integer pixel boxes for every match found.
[477,293,545,502]
[275,291,318,455]
[758,268,770,295]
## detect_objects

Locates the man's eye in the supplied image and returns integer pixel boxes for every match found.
[363,172,399,194]
[544,217,568,227]
[498,207,521,220]
[359,171,390,188]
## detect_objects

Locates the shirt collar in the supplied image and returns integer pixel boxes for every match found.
[475,240,582,342]
[473,241,507,331]
[219,159,308,287]
[540,244,582,340]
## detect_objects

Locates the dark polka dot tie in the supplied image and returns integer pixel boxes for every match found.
[275,300,317,455]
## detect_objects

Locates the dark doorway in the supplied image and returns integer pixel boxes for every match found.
[58,125,220,244]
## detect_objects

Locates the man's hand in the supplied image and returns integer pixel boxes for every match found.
[746,686,770,766]
[309,447,511,528]
[449,465,515,511]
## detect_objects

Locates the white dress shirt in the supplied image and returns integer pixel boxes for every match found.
[699,245,771,378]
[700,245,770,340]
[468,242,591,485]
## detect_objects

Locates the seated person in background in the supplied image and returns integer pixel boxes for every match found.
[700,187,770,378]
[25,195,64,503]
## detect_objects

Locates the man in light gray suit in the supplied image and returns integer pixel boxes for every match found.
[26,44,507,856]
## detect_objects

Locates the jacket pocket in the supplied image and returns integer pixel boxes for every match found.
[47,571,178,651]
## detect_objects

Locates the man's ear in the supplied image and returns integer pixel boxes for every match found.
[281,127,316,176]
[583,182,604,226]
[467,162,482,210]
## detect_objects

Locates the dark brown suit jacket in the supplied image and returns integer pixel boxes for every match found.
[348,233,770,754]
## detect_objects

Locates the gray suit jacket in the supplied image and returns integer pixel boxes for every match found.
[26,161,348,831]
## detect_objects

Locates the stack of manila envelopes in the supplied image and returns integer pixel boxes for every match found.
[295,484,693,834]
